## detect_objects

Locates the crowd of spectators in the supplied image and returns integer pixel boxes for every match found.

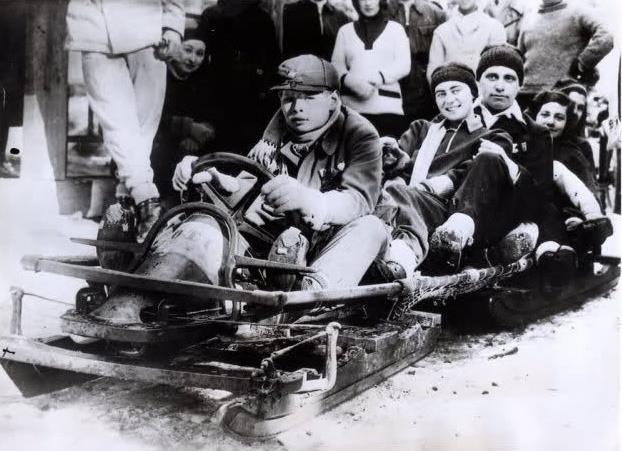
[66,0,618,280]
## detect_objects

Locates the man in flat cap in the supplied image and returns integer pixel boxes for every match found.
[173,54,389,291]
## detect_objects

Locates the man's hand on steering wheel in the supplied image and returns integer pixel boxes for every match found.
[261,174,327,231]
[172,155,241,195]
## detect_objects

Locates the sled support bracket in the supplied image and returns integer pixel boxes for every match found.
[261,322,341,393]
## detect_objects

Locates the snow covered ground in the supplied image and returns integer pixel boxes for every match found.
[0,175,620,451]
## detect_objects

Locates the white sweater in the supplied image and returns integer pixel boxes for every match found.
[331,21,411,115]
[427,9,506,81]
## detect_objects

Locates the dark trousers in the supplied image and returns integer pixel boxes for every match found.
[382,153,538,258]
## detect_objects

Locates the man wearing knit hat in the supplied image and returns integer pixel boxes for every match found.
[173,54,389,292]
[377,62,525,276]
[475,44,609,272]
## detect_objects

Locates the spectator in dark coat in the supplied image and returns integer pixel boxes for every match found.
[200,0,280,153]
[151,28,219,209]
[388,0,447,121]
[282,0,350,60]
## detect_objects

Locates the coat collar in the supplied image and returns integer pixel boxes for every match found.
[479,101,526,128]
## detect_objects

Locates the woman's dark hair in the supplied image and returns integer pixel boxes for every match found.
[351,0,388,17]
[529,90,573,137]
[552,78,588,136]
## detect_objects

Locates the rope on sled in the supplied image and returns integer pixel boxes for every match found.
[388,255,535,320]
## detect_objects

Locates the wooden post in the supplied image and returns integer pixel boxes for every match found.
[9,286,24,335]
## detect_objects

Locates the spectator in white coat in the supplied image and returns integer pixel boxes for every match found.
[427,0,505,82]
[65,0,185,241]
[331,0,411,137]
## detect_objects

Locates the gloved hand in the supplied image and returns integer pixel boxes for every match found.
[420,175,454,197]
[192,167,241,195]
[261,175,327,230]
[568,59,599,87]
[155,29,182,62]
[477,139,520,183]
[190,122,216,145]
[172,155,198,192]
[343,73,376,100]
[380,136,410,177]
[603,117,620,151]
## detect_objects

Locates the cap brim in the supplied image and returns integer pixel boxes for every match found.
[270,83,333,93]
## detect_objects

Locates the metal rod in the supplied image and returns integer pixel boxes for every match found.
[269,330,328,360]
[9,287,24,335]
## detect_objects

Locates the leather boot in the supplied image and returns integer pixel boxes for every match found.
[266,227,309,291]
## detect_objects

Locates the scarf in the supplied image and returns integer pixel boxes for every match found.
[409,121,447,186]
[354,11,388,50]
[248,99,343,174]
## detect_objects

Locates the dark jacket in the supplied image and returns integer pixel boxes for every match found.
[282,0,350,60]
[388,0,446,114]
[553,137,598,194]
[200,0,280,152]
[479,108,554,200]
[397,115,512,189]
[248,105,382,225]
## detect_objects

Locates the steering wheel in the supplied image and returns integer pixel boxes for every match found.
[185,152,277,246]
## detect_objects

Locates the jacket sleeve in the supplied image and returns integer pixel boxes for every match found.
[444,128,513,187]
[576,9,614,70]
[321,123,382,224]
[379,23,411,84]
[162,0,185,36]
[426,30,444,83]
[553,160,601,217]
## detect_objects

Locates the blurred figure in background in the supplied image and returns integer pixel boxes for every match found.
[388,0,447,121]
[151,27,220,209]
[483,0,527,46]
[332,0,411,136]
[282,0,351,60]
[517,0,613,108]
[200,0,280,153]
[427,0,506,81]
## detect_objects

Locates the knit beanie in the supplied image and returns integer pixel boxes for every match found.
[430,63,478,98]
[476,45,524,84]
